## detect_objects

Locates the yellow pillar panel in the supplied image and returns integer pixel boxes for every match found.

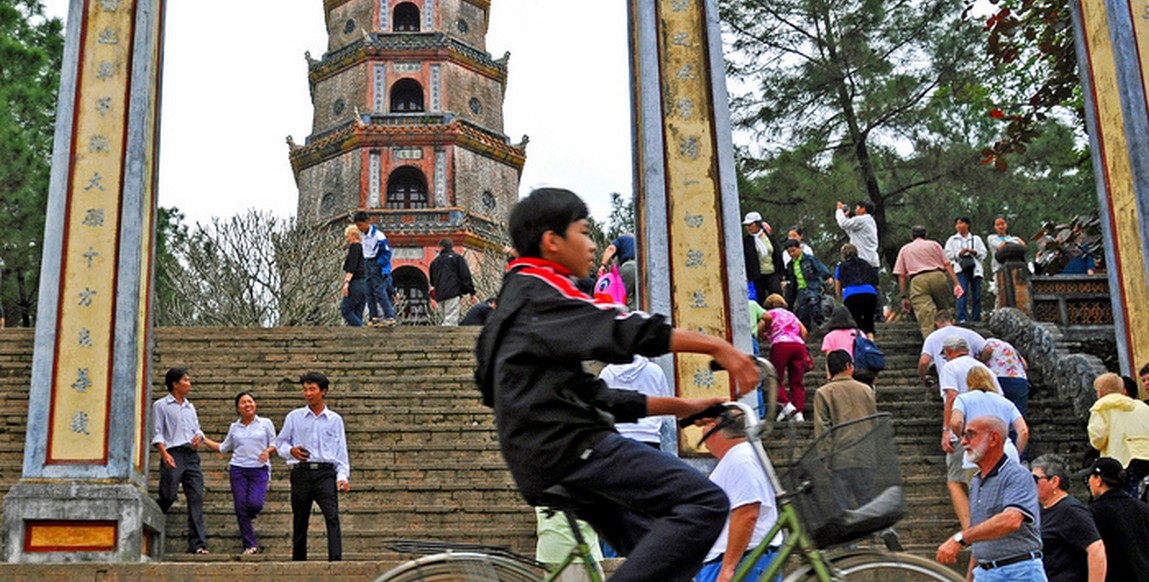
[48,0,137,463]
[1081,0,1149,389]
[657,0,733,406]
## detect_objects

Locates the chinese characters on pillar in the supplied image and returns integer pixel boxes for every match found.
[47,0,136,462]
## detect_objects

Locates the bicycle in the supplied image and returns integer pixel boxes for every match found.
[376,358,963,582]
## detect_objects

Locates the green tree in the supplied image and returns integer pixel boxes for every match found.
[0,0,63,326]
[722,0,1094,269]
[605,191,635,241]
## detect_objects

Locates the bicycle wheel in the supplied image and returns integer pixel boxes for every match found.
[783,550,964,582]
[375,551,549,582]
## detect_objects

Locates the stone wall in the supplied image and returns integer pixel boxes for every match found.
[312,64,368,133]
[444,61,505,131]
[452,147,519,221]
[297,150,363,218]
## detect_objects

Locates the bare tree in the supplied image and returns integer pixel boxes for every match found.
[156,210,343,327]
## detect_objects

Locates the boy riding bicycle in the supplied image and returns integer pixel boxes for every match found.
[475,188,760,582]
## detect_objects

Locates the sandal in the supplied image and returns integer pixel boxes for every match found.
[194,548,210,555]
[243,547,259,555]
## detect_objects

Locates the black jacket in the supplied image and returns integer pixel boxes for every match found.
[836,257,879,289]
[429,249,475,301]
[743,231,784,281]
[1090,489,1149,582]
[474,258,672,501]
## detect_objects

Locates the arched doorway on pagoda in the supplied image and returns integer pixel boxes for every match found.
[392,265,431,323]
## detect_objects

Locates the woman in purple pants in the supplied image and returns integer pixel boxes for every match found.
[215,392,277,555]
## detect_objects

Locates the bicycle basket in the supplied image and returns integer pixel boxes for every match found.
[780,413,905,549]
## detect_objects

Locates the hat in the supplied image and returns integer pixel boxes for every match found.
[742,211,762,225]
[942,335,968,351]
[1075,457,1125,483]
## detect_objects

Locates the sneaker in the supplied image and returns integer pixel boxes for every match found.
[791,411,805,422]
[776,402,797,422]
[383,318,398,327]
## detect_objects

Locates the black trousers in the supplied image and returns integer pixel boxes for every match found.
[290,464,342,561]
[157,446,207,552]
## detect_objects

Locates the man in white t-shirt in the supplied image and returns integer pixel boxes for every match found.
[695,412,782,582]
[917,309,987,386]
[937,335,999,531]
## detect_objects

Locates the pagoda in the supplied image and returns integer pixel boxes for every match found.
[289,0,526,318]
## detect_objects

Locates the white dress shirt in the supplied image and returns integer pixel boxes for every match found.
[152,393,204,448]
[219,415,277,468]
[274,405,350,483]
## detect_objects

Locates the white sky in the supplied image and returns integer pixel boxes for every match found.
[40,0,632,225]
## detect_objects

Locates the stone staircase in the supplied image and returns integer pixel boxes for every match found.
[0,321,1095,567]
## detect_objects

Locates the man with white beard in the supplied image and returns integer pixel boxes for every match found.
[936,416,1046,581]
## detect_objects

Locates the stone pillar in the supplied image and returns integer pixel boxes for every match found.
[1070,0,1149,394]
[3,0,165,562]
[629,0,753,448]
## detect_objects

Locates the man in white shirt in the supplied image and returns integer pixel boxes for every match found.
[944,217,989,323]
[835,200,880,268]
[354,211,396,326]
[275,372,351,561]
[917,309,987,386]
[696,411,781,582]
[153,367,219,554]
[938,336,1000,531]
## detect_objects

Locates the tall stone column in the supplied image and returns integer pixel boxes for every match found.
[629,0,753,449]
[2,0,166,562]
[1070,0,1149,396]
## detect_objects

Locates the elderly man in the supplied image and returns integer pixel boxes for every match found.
[835,200,879,268]
[938,335,1000,530]
[696,411,782,582]
[936,416,1045,581]
[1083,457,1149,582]
[1030,454,1105,582]
[917,309,988,386]
[893,225,964,339]
[1088,372,1149,498]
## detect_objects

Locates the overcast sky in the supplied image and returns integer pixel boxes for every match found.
[40,0,632,225]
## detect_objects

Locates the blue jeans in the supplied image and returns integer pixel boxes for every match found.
[340,280,367,326]
[695,547,780,582]
[546,434,729,582]
[972,558,1047,582]
[956,271,982,322]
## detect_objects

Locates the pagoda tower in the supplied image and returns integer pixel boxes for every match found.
[290,0,526,318]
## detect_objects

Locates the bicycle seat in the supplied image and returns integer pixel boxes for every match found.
[534,484,587,512]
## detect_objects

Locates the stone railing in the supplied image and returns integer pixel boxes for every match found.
[990,307,1107,417]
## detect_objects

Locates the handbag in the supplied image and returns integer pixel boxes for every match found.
[852,330,886,372]
[958,253,977,273]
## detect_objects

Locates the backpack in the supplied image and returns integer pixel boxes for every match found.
[594,265,627,305]
[853,330,886,372]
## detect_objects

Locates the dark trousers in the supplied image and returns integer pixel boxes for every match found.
[366,269,396,320]
[290,464,342,561]
[752,273,783,307]
[340,279,367,326]
[844,293,878,335]
[545,434,728,582]
[157,446,207,552]
[794,288,824,329]
[1126,459,1149,500]
[230,465,270,549]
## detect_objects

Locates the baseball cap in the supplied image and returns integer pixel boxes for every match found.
[742,211,762,225]
[1075,457,1125,482]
